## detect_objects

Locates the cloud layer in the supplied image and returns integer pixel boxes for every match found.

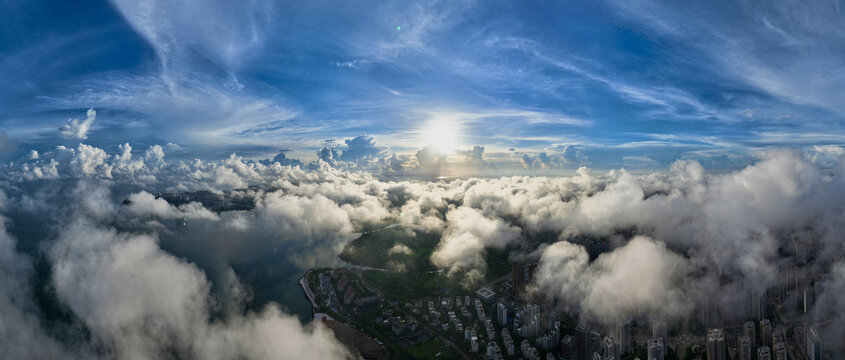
[2,142,845,353]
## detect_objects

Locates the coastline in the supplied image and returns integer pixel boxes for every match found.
[298,268,317,320]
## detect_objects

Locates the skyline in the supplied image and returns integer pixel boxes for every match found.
[2,0,845,171]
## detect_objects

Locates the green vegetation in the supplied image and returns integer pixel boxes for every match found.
[405,338,461,360]
[684,346,694,360]
[667,346,680,360]
[343,226,514,294]
[340,227,440,273]
[484,247,511,280]
[364,270,462,302]
[625,348,647,360]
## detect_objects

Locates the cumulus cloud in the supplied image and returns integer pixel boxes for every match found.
[807,145,844,166]
[316,146,341,167]
[456,146,487,165]
[59,108,97,139]
[49,217,348,360]
[0,178,352,359]
[260,151,303,167]
[388,243,413,256]
[254,189,388,267]
[339,135,387,163]
[521,152,557,170]
[122,191,219,220]
[414,145,445,171]
[430,206,521,283]
[0,192,69,359]
[2,142,845,348]
[533,236,693,322]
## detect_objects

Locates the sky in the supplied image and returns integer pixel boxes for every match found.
[2,0,845,172]
[2,2,845,357]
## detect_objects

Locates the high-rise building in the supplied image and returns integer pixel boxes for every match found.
[803,284,815,313]
[647,338,664,360]
[653,319,667,354]
[740,336,752,360]
[538,333,557,351]
[750,290,766,320]
[575,323,591,360]
[806,327,821,360]
[512,262,525,293]
[757,346,771,360]
[522,339,531,357]
[497,302,508,326]
[617,321,632,355]
[488,341,499,359]
[774,342,787,360]
[526,263,537,281]
[502,328,515,356]
[561,335,576,360]
[760,319,772,348]
[602,336,620,360]
[706,328,725,360]
[743,321,756,354]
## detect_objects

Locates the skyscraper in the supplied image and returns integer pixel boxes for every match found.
[497,302,508,326]
[740,336,752,360]
[806,327,821,360]
[743,321,756,354]
[602,336,620,360]
[561,335,575,360]
[617,321,632,355]
[774,342,786,360]
[653,319,667,354]
[512,262,525,294]
[706,328,725,360]
[758,346,771,360]
[771,326,785,352]
[526,263,537,282]
[647,338,664,360]
[803,284,815,313]
[760,319,772,348]
[575,323,591,360]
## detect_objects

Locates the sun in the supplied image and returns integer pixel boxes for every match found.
[422,119,461,153]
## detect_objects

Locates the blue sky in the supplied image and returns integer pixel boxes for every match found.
[1,0,844,171]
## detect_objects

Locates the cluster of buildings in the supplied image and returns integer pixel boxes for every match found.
[717,320,822,360]
[150,189,255,212]
[313,268,383,318]
[311,257,829,360]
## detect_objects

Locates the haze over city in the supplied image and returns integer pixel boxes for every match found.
[0,1,843,360]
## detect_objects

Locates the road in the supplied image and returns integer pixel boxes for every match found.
[395,306,473,360]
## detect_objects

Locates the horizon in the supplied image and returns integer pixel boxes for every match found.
[2,1,845,172]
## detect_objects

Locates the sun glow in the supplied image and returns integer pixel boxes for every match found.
[422,120,461,154]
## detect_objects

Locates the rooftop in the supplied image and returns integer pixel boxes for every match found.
[476,287,495,299]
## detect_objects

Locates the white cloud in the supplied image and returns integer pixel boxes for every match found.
[388,244,412,255]
[533,236,693,322]
[430,206,521,282]
[0,192,69,358]
[59,108,96,139]
[2,143,845,340]
[49,218,348,360]
[123,191,219,220]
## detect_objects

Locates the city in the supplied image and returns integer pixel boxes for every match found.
[300,227,829,360]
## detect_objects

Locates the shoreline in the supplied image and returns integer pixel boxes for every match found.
[298,268,317,320]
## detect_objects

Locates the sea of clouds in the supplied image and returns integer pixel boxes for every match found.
[2,142,844,357]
